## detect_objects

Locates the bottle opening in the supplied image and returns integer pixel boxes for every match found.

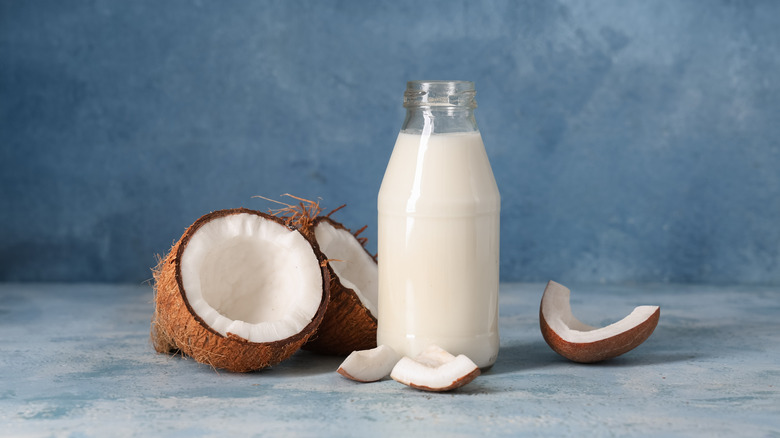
[404,80,476,108]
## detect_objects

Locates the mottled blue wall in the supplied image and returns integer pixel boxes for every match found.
[2,1,779,284]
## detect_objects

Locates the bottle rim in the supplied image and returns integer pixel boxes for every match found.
[404,80,477,108]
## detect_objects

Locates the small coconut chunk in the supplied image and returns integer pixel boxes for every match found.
[314,220,378,316]
[390,345,480,392]
[337,345,401,383]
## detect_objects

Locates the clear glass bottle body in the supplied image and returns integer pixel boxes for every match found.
[377,81,500,368]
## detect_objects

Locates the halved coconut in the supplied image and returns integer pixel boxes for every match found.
[539,280,660,363]
[337,345,401,383]
[302,216,378,355]
[151,208,329,372]
[390,345,481,392]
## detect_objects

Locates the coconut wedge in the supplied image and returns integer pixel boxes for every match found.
[539,280,660,363]
[337,345,401,382]
[303,217,378,355]
[151,208,329,372]
[390,345,481,392]
[259,195,379,355]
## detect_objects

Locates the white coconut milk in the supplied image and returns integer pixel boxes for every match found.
[377,131,500,368]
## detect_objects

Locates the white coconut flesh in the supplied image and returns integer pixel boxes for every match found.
[338,345,401,382]
[390,345,480,390]
[541,281,660,343]
[179,213,322,343]
[313,220,378,316]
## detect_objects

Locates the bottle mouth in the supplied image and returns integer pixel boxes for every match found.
[404,80,477,108]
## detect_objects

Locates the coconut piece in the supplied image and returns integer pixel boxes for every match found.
[337,345,401,382]
[151,208,329,372]
[390,345,481,392]
[303,216,378,355]
[261,195,378,356]
[539,280,660,363]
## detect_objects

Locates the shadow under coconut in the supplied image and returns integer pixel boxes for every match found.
[589,322,713,368]
[258,349,345,377]
[155,347,345,377]
[484,323,704,375]
[484,341,559,375]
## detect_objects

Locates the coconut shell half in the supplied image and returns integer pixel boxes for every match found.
[299,216,378,355]
[151,208,329,372]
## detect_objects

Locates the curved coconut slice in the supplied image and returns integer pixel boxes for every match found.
[337,345,401,383]
[151,208,329,372]
[301,216,378,355]
[390,345,481,392]
[539,280,660,363]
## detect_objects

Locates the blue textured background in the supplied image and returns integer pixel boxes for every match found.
[1,1,779,284]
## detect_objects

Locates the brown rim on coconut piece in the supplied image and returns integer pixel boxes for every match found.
[151,208,329,372]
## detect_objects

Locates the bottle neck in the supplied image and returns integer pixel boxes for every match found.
[400,80,479,135]
[401,107,479,135]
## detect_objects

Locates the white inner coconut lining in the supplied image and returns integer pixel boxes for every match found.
[314,221,378,317]
[180,213,322,343]
[542,281,659,343]
[338,345,401,382]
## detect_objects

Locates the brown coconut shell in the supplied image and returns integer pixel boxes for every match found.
[299,216,378,356]
[539,286,660,364]
[150,208,330,372]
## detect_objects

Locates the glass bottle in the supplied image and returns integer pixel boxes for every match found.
[377,80,501,368]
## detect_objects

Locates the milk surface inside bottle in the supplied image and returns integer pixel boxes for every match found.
[377,80,500,368]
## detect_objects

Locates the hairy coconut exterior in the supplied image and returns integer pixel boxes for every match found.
[299,216,378,356]
[539,306,660,363]
[150,208,330,372]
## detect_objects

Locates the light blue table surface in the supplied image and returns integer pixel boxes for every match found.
[1,283,778,437]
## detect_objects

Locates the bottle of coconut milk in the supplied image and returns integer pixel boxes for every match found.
[377,81,500,368]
